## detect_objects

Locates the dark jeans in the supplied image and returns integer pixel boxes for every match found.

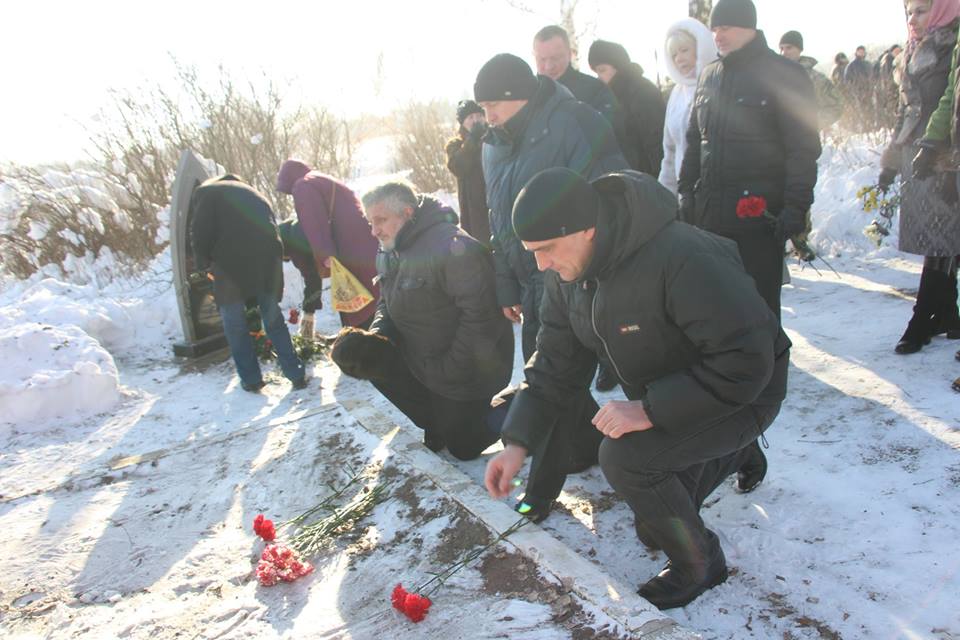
[600,401,781,563]
[372,362,500,461]
[219,293,305,387]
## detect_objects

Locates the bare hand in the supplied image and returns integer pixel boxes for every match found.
[485,444,527,498]
[502,305,522,323]
[592,401,654,439]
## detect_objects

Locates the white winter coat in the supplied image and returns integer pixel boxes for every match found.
[658,18,718,195]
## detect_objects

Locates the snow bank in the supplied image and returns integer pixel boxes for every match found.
[0,323,120,430]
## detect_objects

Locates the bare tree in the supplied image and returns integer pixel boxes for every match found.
[392,101,458,194]
[689,0,712,23]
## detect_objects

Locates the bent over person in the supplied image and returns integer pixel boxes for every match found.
[485,168,790,610]
[331,181,514,460]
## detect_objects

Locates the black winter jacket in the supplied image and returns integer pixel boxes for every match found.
[501,172,790,452]
[370,197,513,402]
[190,176,283,305]
[678,32,821,236]
[557,64,626,143]
[609,63,666,175]
[482,77,628,307]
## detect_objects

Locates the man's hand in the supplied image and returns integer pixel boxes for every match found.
[592,400,654,439]
[485,444,527,498]
[502,305,522,323]
[774,208,807,240]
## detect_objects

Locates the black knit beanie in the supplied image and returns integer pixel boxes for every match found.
[456,99,484,125]
[710,0,758,29]
[779,30,804,51]
[474,54,539,102]
[512,168,599,242]
[587,40,631,72]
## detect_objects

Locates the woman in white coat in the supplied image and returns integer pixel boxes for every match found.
[658,18,719,195]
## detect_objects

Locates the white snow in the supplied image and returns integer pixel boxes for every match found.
[1,135,958,639]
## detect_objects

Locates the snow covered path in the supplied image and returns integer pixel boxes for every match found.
[1,254,959,639]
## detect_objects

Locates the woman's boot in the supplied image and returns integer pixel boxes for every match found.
[896,267,940,354]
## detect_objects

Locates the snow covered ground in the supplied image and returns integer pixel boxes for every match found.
[1,137,959,639]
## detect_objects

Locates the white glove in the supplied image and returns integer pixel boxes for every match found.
[299,312,315,339]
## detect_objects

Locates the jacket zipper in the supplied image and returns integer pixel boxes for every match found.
[590,279,630,385]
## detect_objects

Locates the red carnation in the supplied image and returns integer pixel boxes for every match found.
[253,514,276,541]
[255,544,314,586]
[390,583,431,623]
[288,309,300,325]
[736,195,767,219]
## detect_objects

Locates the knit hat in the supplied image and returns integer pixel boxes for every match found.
[779,30,803,51]
[587,40,631,71]
[710,0,758,29]
[474,54,539,102]
[456,99,484,125]
[512,168,599,242]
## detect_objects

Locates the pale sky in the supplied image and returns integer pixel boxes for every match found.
[2,0,904,165]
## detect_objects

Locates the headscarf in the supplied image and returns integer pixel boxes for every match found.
[663,18,719,87]
[905,0,960,59]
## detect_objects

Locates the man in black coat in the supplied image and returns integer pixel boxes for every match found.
[485,167,789,610]
[191,175,305,391]
[331,180,514,460]
[679,0,821,319]
[445,99,491,247]
[533,25,626,148]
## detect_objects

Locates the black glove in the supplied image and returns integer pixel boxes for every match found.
[878,167,898,193]
[678,193,695,222]
[330,327,404,381]
[468,121,488,144]
[912,143,939,181]
[774,208,807,240]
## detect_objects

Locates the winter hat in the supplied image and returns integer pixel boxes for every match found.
[512,168,599,242]
[474,54,539,102]
[587,40,631,71]
[456,99,484,125]
[276,160,311,194]
[709,0,758,30]
[779,30,804,51]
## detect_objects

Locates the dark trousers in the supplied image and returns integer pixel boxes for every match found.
[519,389,604,503]
[600,402,781,568]
[372,363,499,461]
[731,234,785,320]
[520,277,545,362]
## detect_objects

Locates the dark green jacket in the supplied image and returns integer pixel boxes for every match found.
[924,28,960,145]
[501,171,790,451]
[482,77,627,307]
[370,197,513,402]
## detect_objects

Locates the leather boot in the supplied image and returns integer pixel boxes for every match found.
[934,270,960,339]
[735,440,767,494]
[896,267,939,354]
[633,477,728,610]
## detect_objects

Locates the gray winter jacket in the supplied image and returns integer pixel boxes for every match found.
[482,77,628,307]
[500,171,790,452]
[370,197,514,402]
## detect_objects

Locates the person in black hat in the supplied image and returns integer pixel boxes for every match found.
[473,53,626,365]
[445,100,491,247]
[779,30,843,130]
[587,39,666,178]
[679,0,821,321]
[485,167,789,609]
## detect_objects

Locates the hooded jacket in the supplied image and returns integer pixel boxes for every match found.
[659,18,718,194]
[557,64,626,142]
[678,31,821,236]
[276,161,380,326]
[500,171,790,451]
[482,77,627,307]
[370,197,513,402]
[190,176,283,305]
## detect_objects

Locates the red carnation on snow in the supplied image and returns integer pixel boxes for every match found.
[736,195,767,219]
[288,309,300,325]
[253,514,277,542]
[391,584,432,623]
[256,544,314,586]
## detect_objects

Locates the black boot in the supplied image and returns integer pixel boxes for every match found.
[934,270,960,340]
[896,267,939,354]
[514,495,552,523]
[632,477,728,610]
[735,440,767,494]
[422,430,445,452]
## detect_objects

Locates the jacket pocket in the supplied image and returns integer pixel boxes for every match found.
[726,95,774,139]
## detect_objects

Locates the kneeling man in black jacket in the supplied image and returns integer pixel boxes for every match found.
[332,180,514,461]
[485,168,790,609]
